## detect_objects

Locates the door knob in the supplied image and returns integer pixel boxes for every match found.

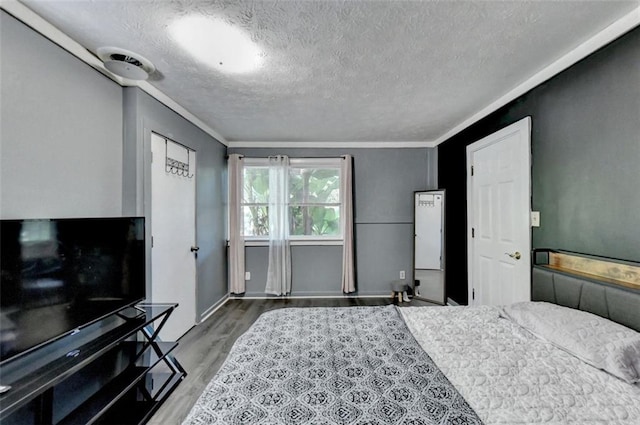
[190,246,200,252]
[505,251,521,260]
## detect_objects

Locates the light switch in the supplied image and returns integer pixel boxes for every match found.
[245,271,251,280]
[531,211,540,227]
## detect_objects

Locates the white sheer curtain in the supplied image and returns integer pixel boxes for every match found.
[341,154,355,293]
[265,155,291,296]
[228,154,245,294]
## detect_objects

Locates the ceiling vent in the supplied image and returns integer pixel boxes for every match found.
[97,47,155,81]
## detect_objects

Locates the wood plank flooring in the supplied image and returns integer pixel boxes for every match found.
[149,297,438,425]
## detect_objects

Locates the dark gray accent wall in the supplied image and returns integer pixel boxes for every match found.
[122,88,228,320]
[0,11,123,219]
[227,147,437,296]
[438,27,640,305]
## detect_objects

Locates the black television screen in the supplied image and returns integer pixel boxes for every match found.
[0,217,146,364]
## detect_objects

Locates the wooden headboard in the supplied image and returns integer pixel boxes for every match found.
[532,250,640,332]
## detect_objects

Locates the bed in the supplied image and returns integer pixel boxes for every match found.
[183,264,640,425]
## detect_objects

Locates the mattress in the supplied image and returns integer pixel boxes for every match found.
[400,305,640,424]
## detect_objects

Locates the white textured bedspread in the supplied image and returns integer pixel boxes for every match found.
[400,306,640,424]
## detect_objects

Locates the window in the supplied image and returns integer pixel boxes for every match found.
[20,220,55,243]
[241,158,342,240]
[241,164,270,237]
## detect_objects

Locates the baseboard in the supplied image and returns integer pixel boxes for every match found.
[229,293,391,300]
[198,294,230,323]
[446,297,460,306]
[412,295,445,305]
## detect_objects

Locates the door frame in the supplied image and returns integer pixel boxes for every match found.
[466,117,532,306]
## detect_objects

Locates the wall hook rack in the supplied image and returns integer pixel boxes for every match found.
[164,138,194,178]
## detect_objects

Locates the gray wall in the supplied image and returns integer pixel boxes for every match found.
[0,11,228,320]
[438,26,640,304]
[123,88,228,320]
[0,11,123,218]
[228,147,437,296]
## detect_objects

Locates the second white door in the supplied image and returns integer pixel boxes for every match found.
[151,133,197,341]
[467,117,531,306]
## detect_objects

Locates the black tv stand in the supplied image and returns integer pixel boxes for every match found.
[0,303,186,425]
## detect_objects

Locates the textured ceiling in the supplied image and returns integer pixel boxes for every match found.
[20,0,639,145]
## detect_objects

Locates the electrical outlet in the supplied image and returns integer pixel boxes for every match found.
[245,271,251,280]
[399,270,405,280]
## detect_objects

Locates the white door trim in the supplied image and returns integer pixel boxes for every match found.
[466,117,531,306]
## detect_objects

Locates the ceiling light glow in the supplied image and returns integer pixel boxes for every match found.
[170,16,263,74]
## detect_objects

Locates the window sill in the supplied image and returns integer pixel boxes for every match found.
[228,240,344,247]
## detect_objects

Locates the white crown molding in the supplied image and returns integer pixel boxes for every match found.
[1,0,119,80]
[228,140,438,149]
[0,0,228,146]
[3,0,637,150]
[433,5,640,146]
[136,81,228,146]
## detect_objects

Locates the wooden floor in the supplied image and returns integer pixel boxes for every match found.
[149,296,438,425]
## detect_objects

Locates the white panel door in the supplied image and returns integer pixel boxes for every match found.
[151,133,197,341]
[467,118,531,306]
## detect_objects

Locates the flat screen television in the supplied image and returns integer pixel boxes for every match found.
[0,217,146,365]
